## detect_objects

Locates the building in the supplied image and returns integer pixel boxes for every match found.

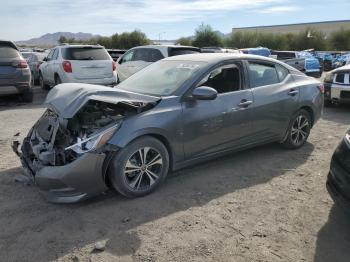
[232,20,350,36]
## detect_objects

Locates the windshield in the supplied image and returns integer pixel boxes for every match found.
[118,60,206,96]
[62,47,111,60]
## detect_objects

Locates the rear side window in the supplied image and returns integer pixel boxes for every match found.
[169,48,200,57]
[0,47,20,58]
[62,47,110,60]
[132,49,164,62]
[248,62,279,88]
[276,64,289,81]
[335,73,345,84]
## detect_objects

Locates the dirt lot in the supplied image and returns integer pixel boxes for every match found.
[0,87,350,262]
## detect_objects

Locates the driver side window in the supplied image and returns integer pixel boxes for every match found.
[197,64,241,94]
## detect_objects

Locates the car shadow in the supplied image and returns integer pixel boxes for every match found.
[0,86,47,111]
[322,104,350,125]
[314,205,350,262]
[0,142,314,261]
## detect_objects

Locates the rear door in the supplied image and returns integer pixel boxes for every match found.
[0,45,22,86]
[62,46,113,80]
[46,48,59,83]
[40,49,54,82]
[246,60,300,141]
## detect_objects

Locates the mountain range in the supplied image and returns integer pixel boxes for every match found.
[16,32,100,47]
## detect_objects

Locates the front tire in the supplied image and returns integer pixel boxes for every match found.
[108,136,169,198]
[282,109,311,149]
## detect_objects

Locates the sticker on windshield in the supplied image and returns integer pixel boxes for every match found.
[176,63,200,70]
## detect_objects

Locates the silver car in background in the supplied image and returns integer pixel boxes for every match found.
[116,45,200,82]
[39,44,117,89]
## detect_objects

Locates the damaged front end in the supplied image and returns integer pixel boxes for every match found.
[13,89,158,203]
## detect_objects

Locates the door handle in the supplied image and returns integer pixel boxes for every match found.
[288,89,299,96]
[238,100,253,107]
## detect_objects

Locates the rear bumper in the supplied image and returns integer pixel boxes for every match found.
[0,83,31,95]
[62,74,118,86]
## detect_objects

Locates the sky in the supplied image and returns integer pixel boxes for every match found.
[1,0,349,41]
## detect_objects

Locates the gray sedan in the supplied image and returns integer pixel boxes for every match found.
[13,53,324,203]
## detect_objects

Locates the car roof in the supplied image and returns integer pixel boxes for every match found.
[131,45,199,51]
[58,44,104,48]
[0,40,18,50]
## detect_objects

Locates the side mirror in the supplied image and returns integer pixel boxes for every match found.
[192,86,217,100]
[43,57,48,62]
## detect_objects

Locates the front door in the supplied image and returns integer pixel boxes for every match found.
[182,62,254,160]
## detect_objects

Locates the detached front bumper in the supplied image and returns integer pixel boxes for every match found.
[14,141,109,203]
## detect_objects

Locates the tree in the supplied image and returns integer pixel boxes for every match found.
[176,37,193,46]
[330,28,350,51]
[117,30,150,49]
[192,24,223,48]
[58,36,68,44]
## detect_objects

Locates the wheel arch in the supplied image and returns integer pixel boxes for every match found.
[299,105,314,127]
[103,131,175,187]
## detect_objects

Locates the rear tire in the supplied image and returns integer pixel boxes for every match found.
[40,74,50,90]
[108,136,169,198]
[281,109,311,149]
[54,75,62,86]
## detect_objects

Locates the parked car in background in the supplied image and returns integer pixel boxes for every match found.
[107,49,126,62]
[39,44,117,89]
[239,47,271,57]
[324,64,350,106]
[14,53,323,203]
[20,51,33,61]
[315,52,333,72]
[27,52,47,85]
[271,51,321,77]
[201,47,240,53]
[0,40,32,102]
[116,45,200,82]
[327,128,350,211]
[333,53,350,68]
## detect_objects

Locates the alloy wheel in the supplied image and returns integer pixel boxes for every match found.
[291,115,309,146]
[124,147,163,191]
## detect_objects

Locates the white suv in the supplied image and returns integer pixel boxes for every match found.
[39,44,117,89]
[116,45,200,82]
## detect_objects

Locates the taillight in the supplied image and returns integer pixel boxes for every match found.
[318,83,325,94]
[62,61,72,73]
[16,60,28,68]
[112,61,116,71]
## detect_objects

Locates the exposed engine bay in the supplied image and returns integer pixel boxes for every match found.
[21,100,155,172]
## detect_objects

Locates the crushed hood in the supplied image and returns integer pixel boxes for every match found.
[45,83,160,118]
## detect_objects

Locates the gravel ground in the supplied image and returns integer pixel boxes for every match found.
[0,86,350,262]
